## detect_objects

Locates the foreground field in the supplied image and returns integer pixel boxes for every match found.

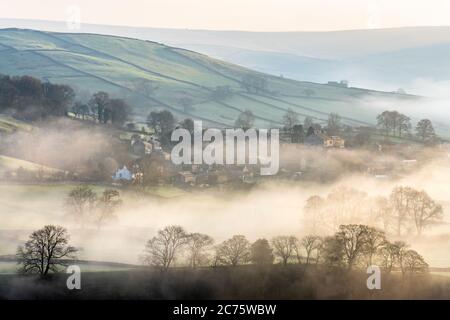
[0,265,449,299]
[0,259,136,275]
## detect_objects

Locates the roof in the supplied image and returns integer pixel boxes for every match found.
[177,171,194,177]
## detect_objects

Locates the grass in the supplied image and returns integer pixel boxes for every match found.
[0,28,437,134]
[0,155,63,174]
[0,260,136,275]
[142,185,188,198]
[0,264,448,299]
[0,115,33,133]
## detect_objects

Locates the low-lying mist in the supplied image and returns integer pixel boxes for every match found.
[0,118,128,174]
[1,143,449,267]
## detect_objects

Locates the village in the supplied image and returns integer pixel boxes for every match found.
[104,118,432,189]
[1,110,439,191]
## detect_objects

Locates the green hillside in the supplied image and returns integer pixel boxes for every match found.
[0,155,63,175]
[0,28,421,129]
[0,115,33,133]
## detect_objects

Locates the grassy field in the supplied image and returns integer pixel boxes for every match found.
[0,265,448,299]
[0,182,187,237]
[0,155,63,175]
[1,28,436,133]
[0,115,33,133]
[0,260,136,275]
[0,183,187,204]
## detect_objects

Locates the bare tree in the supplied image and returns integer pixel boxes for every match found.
[65,185,97,227]
[282,108,299,131]
[187,233,214,268]
[304,195,325,234]
[147,110,176,146]
[301,235,322,265]
[379,241,399,273]
[17,225,77,276]
[271,236,297,265]
[373,196,393,233]
[402,249,428,274]
[180,118,195,134]
[335,224,369,270]
[303,116,313,131]
[394,241,410,276]
[363,227,386,266]
[314,238,324,265]
[143,225,189,270]
[377,110,411,137]
[216,235,250,266]
[321,235,344,267]
[389,186,415,236]
[416,119,436,142]
[377,111,392,135]
[390,186,443,236]
[250,239,274,265]
[96,189,122,228]
[398,114,411,137]
[234,110,255,130]
[410,190,443,236]
[327,113,342,136]
[326,187,368,230]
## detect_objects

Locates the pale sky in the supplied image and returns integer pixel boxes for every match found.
[1,0,450,31]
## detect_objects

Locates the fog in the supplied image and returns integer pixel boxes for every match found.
[1,137,449,267]
[0,106,449,268]
[0,118,129,179]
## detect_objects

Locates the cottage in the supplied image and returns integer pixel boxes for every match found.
[327,136,345,148]
[112,166,133,181]
[131,138,154,156]
[304,131,345,148]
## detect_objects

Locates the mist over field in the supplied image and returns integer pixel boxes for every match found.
[1,140,449,267]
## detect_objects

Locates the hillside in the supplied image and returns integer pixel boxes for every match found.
[0,115,33,134]
[0,28,426,131]
[0,155,63,176]
[3,19,450,91]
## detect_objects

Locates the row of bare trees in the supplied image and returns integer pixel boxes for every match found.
[377,111,411,138]
[330,225,427,274]
[304,186,443,236]
[142,224,428,275]
[65,186,122,228]
[377,110,437,143]
[16,223,427,277]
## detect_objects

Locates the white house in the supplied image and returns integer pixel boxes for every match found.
[112,166,133,181]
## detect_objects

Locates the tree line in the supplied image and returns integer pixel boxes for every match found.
[72,91,131,126]
[141,224,428,276]
[16,223,427,277]
[65,186,122,229]
[304,186,443,237]
[0,74,74,121]
[377,110,437,143]
[0,74,133,126]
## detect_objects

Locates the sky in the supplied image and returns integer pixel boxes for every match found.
[0,0,450,31]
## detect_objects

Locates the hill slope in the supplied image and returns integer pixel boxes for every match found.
[0,28,427,131]
[3,20,450,92]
